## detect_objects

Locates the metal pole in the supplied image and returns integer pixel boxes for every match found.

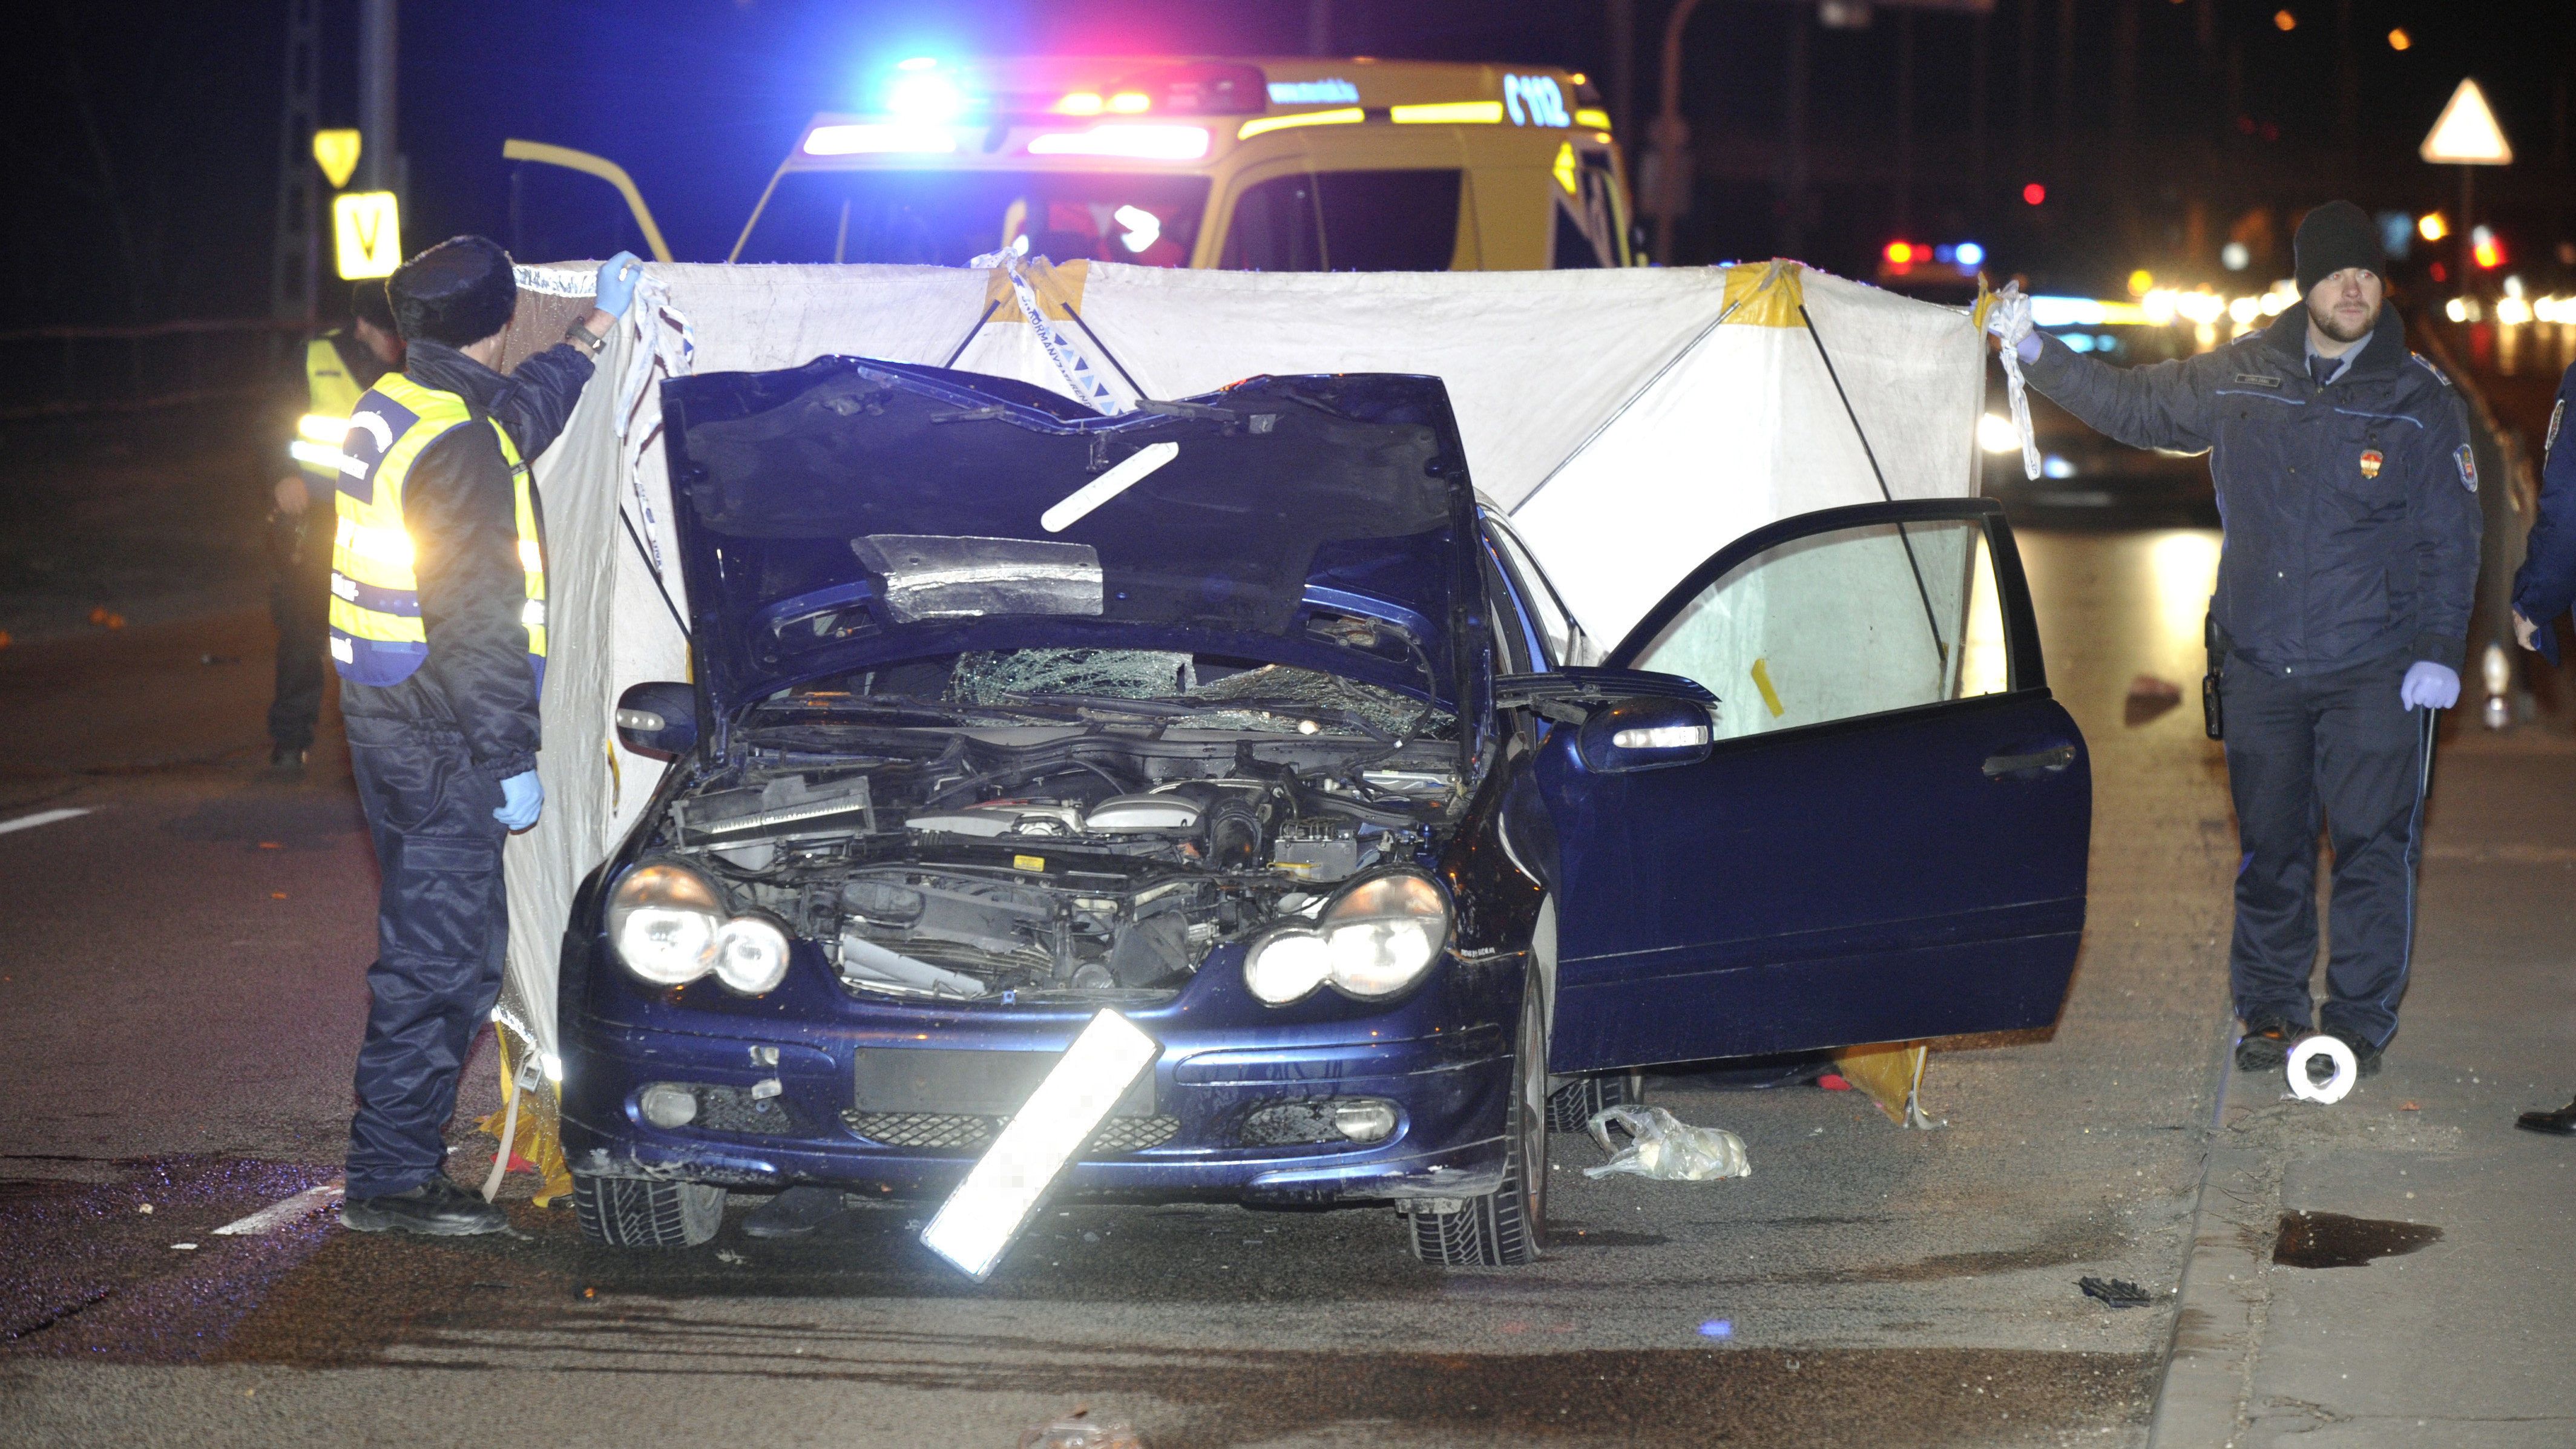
[2459,165,2474,292]
[1650,0,1707,266]
[359,0,398,194]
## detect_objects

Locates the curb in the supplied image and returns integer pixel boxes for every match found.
[2147,1019,2285,1449]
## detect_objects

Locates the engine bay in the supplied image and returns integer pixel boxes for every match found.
[646,723,1461,1004]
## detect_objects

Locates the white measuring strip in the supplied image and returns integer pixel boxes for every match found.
[0,808,89,836]
[1042,442,1178,533]
[212,1180,346,1236]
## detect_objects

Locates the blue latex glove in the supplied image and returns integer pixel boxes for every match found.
[2015,330,2043,364]
[593,251,643,320]
[495,770,544,830]
[2399,661,2460,711]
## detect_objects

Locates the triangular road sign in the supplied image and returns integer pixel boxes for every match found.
[2421,79,2512,165]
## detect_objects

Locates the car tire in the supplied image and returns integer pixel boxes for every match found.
[571,1173,724,1248]
[1545,1071,1641,1132]
[1407,982,1546,1268]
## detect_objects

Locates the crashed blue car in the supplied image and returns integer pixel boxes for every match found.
[555,358,2092,1266]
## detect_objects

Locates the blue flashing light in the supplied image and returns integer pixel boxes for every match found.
[896,56,939,71]
[1697,1319,1733,1339]
[887,70,966,121]
[1954,240,1985,268]
[2042,455,2077,479]
[1934,244,1956,264]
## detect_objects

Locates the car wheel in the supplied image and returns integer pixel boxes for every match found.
[1545,1071,1642,1132]
[571,1173,724,1248]
[1407,981,1546,1268]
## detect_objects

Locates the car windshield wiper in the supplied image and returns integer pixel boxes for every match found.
[755,695,1068,726]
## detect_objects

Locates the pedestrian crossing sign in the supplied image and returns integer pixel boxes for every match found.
[333,191,402,280]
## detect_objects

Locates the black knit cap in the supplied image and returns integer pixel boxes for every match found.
[350,277,395,332]
[2295,200,2387,297]
[388,235,518,347]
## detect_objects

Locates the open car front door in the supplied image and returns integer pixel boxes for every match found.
[1527,498,2091,1073]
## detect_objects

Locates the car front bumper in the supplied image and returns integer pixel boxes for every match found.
[557,996,1516,1208]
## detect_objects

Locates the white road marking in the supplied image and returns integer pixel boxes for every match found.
[1040,441,1178,533]
[212,1180,346,1236]
[0,808,90,836]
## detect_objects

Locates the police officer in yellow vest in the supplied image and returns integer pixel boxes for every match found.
[268,280,402,775]
[334,237,640,1235]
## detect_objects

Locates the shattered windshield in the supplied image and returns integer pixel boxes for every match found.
[767,648,1455,741]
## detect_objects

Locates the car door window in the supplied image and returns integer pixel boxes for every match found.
[1628,516,2009,740]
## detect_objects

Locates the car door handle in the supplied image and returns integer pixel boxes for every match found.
[1982,744,2077,779]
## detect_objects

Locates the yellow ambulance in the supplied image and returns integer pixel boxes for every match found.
[519,57,1635,274]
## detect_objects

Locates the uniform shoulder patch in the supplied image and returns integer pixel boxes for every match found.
[2456,442,2479,491]
[2411,352,2453,387]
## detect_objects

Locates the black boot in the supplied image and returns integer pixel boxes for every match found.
[740,1185,850,1239]
[2515,1096,2576,1136]
[341,1175,508,1235]
[2234,1013,2302,1071]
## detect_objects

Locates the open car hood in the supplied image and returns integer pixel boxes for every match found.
[660,360,1479,714]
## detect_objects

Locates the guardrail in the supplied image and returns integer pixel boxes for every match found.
[0,318,311,421]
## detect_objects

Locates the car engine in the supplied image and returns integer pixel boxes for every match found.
[644,730,1457,1004]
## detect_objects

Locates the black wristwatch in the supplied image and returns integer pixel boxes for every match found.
[564,318,609,358]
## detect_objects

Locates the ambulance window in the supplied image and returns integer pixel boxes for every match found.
[1220,169,1463,272]
[1220,175,1322,271]
[1551,205,1605,269]
[1315,171,1462,271]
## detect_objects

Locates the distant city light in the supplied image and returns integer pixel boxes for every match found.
[2042,455,2077,479]
[2418,212,2448,243]
[2128,269,2155,297]
[2221,242,2250,271]
[1955,241,1985,267]
[2022,182,2047,206]
[2273,9,2296,31]
[2472,225,2505,269]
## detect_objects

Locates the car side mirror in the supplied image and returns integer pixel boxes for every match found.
[616,681,697,758]
[1576,695,1713,773]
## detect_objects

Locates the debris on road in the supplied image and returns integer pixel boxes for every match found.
[2287,1036,2358,1105]
[1020,1408,1145,1448]
[2077,1276,2151,1308]
[1583,1105,1752,1181]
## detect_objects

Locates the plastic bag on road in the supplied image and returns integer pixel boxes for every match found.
[1582,1105,1752,1181]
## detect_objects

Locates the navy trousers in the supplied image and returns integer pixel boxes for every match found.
[344,714,510,1200]
[2220,650,2431,1049]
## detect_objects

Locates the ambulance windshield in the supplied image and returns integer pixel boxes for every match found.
[737,171,1212,268]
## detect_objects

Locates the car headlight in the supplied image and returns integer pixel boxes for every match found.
[1244,870,1451,1005]
[714,913,792,995]
[606,862,724,986]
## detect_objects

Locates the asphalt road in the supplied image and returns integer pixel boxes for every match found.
[0,517,2267,1449]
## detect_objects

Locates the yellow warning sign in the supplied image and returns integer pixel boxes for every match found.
[332,191,402,279]
[312,128,362,189]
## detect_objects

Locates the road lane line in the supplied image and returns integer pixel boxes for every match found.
[0,807,90,836]
[212,1180,345,1235]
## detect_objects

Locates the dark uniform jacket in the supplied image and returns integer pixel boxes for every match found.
[337,340,594,781]
[2508,361,2576,662]
[2023,304,2480,676]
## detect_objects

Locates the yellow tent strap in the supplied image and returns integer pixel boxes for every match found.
[1832,1040,1944,1129]
[477,1021,576,1206]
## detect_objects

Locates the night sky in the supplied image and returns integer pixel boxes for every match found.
[3,0,2570,331]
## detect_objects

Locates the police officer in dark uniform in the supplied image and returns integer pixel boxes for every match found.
[332,237,640,1234]
[268,280,402,775]
[2009,200,2481,1081]
[2508,360,2576,1134]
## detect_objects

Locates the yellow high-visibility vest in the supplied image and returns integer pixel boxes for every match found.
[327,372,548,690]
[289,335,366,487]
